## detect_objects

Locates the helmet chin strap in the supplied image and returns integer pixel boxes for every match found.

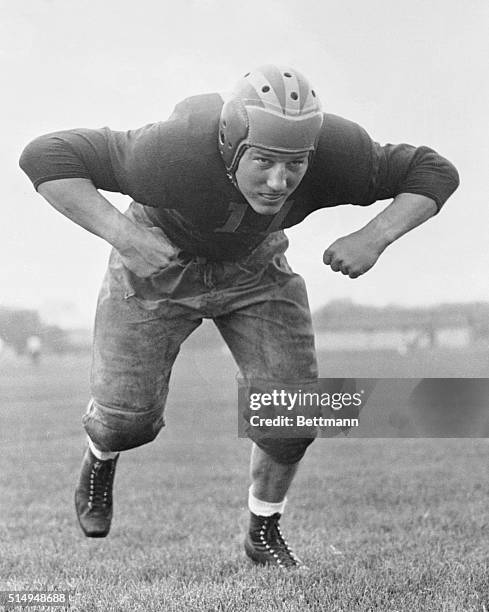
[223,144,249,190]
[226,170,237,187]
[225,166,242,192]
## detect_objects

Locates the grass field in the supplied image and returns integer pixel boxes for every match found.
[1,339,489,611]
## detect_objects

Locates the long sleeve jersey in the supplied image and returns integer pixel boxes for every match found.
[19,93,459,260]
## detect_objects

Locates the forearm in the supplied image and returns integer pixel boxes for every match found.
[37,177,177,277]
[38,178,138,250]
[359,193,437,252]
[323,193,438,278]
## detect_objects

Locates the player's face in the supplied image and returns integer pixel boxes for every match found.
[235,147,309,215]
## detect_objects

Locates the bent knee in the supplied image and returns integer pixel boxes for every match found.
[82,399,165,451]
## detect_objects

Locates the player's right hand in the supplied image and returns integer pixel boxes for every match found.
[116,226,180,278]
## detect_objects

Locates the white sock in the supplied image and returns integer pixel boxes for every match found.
[87,436,119,460]
[248,486,287,516]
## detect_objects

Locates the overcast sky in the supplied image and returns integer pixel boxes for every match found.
[2,0,488,326]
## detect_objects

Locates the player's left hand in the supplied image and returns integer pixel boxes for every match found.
[323,230,386,278]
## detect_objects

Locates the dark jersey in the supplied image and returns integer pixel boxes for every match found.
[19,93,459,260]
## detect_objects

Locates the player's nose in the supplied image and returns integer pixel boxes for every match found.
[266,163,287,192]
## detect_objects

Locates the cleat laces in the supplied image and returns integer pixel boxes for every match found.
[87,459,116,511]
[253,513,302,568]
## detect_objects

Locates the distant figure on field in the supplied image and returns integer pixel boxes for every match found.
[26,334,42,365]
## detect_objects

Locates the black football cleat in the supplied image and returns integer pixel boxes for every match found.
[244,512,307,569]
[74,447,119,538]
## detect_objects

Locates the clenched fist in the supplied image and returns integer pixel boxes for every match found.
[323,230,386,279]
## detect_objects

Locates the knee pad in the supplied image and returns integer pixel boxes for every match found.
[82,399,165,452]
[253,435,317,465]
[241,377,320,464]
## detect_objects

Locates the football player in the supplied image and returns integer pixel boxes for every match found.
[19,64,459,569]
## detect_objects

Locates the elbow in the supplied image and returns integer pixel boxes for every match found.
[18,138,37,173]
[442,160,460,208]
[19,134,48,168]
[439,151,460,194]
[449,162,460,193]
[19,135,51,188]
[432,155,461,211]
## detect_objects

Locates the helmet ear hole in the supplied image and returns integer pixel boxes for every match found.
[218,97,250,173]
